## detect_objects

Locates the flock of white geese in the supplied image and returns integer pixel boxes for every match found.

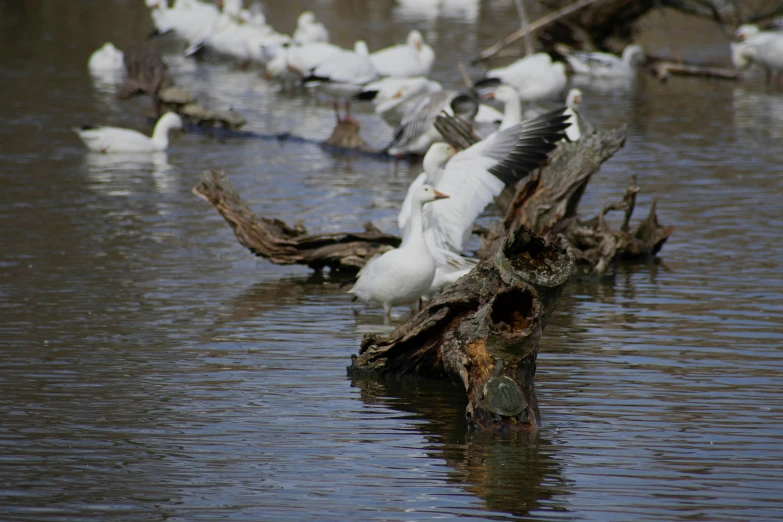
[79,0,783,321]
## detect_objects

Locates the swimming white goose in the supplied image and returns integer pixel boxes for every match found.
[386,91,479,156]
[88,42,124,72]
[301,41,380,115]
[148,0,220,42]
[475,53,567,101]
[293,11,329,44]
[564,44,645,78]
[74,112,183,153]
[398,110,570,293]
[352,76,443,128]
[369,30,436,78]
[349,184,450,322]
[732,26,783,84]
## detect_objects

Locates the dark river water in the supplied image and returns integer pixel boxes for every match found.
[2,1,782,520]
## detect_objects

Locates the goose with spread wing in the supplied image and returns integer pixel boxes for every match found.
[398,109,570,292]
[352,76,443,128]
[386,91,479,156]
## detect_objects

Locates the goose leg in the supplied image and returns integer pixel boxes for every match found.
[332,100,341,123]
[384,304,392,324]
[344,99,357,125]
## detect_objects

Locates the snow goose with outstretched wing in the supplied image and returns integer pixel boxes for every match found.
[398,109,570,292]
[352,76,442,128]
[386,91,479,155]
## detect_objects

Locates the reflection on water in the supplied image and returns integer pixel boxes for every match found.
[1,1,783,521]
[84,151,175,194]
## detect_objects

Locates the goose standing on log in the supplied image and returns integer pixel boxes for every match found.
[369,30,435,78]
[349,185,450,323]
[475,53,567,101]
[564,44,645,78]
[74,112,183,153]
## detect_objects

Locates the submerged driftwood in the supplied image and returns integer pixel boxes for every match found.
[349,227,574,431]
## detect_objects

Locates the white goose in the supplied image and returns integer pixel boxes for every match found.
[476,53,567,101]
[74,112,183,153]
[732,25,783,84]
[386,91,479,156]
[148,0,220,42]
[564,44,645,78]
[398,110,570,293]
[352,76,443,128]
[349,184,450,322]
[370,30,436,78]
[301,41,380,114]
[481,85,522,130]
[564,88,583,141]
[88,42,124,72]
[293,11,329,44]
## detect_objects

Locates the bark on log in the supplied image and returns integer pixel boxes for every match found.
[349,227,575,432]
[192,169,399,272]
[479,129,674,275]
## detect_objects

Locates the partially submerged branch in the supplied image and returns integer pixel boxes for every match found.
[192,169,399,272]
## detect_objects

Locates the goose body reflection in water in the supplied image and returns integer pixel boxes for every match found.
[83,152,176,195]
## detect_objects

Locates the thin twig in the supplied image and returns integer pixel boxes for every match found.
[473,0,611,64]
[513,0,535,57]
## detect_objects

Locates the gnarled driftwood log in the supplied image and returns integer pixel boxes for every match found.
[350,227,574,431]
[478,130,673,275]
[192,169,399,272]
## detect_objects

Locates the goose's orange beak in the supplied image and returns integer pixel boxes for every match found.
[433,190,449,200]
[482,92,495,100]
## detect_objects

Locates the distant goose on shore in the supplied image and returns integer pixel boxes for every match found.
[475,53,567,101]
[74,112,183,153]
[369,30,435,78]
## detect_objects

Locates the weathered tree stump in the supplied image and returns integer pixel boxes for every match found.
[349,227,575,431]
[478,129,673,275]
[192,169,399,272]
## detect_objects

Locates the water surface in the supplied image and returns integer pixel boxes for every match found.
[1,1,782,521]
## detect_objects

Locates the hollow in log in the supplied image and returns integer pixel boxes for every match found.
[349,227,575,431]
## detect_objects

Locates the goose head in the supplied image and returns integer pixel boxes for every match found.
[482,85,518,104]
[622,44,645,67]
[223,0,242,18]
[735,24,760,41]
[298,11,316,27]
[354,40,369,56]
[158,112,184,132]
[423,143,456,176]
[566,88,582,107]
[414,185,449,206]
[407,30,424,51]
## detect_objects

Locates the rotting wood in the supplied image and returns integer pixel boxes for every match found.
[192,169,399,272]
[349,226,575,431]
[478,131,673,276]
